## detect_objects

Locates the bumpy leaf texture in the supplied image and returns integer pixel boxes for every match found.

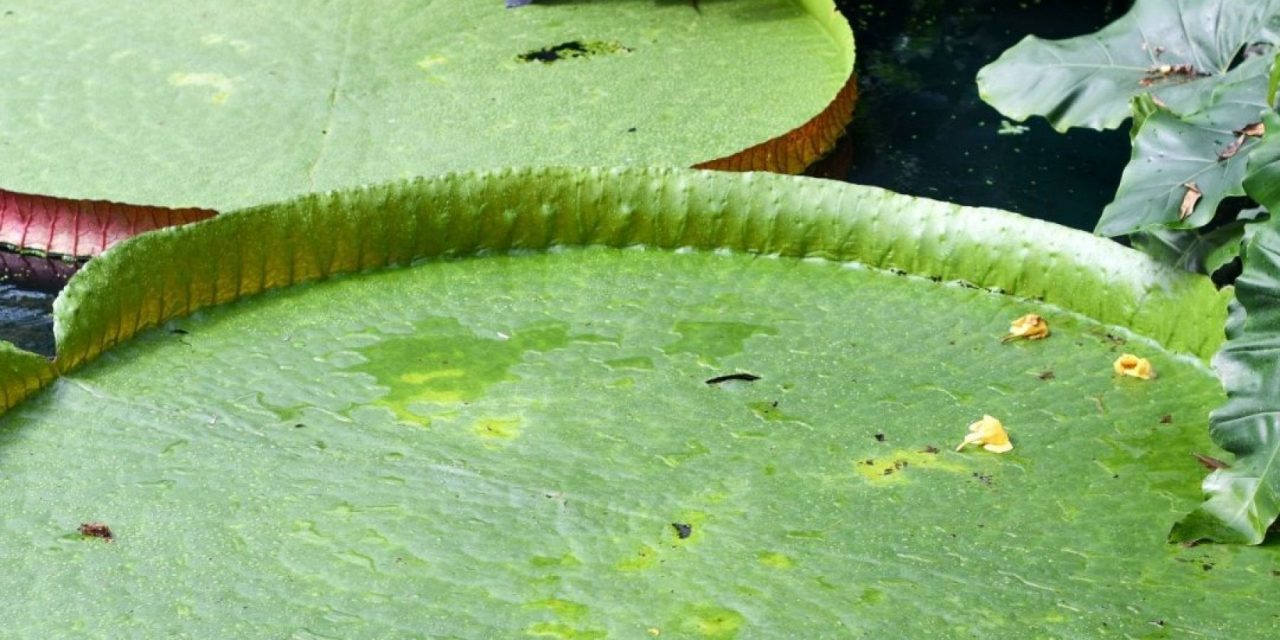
[1,168,1269,637]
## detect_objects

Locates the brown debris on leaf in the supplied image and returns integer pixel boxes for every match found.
[1218,122,1266,161]
[1178,182,1202,220]
[1139,63,1208,87]
[78,522,114,542]
[1192,453,1230,471]
[1239,122,1266,138]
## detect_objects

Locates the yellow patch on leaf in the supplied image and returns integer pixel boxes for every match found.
[1113,353,1155,380]
[1001,313,1049,342]
[956,415,1013,453]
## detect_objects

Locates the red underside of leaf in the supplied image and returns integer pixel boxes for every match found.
[0,189,216,258]
[694,70,858,174]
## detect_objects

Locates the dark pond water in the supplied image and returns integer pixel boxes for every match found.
[0,0,1134,357]
[815,0,1133,227]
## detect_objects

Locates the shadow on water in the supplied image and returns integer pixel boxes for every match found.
[0,0,1135,356]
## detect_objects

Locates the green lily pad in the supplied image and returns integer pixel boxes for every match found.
[3,168,1269,635]
[0,0,853,210]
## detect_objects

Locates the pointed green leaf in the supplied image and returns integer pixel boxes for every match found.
[1171,218,1280,544]
[977,0,1280,132]
[1243,111,1280,207]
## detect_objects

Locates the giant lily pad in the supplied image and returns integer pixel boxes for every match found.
[4,168,1274,636]
[0,0,854,214]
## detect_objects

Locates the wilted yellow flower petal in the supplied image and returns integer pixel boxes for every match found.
[1113,353,1155,380]
[955,415,1013,453]
[1001,313,1049,342]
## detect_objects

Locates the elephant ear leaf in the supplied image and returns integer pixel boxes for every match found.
[977,0,1280,132]
[1094,54,1273,237]
[1171,122,1280,544]
[1170,218,1280,544]
[1127,209,1262,276]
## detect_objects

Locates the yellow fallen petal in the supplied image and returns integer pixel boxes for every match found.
[983,441,1014,454]
[1001,313,1049,342]
[955,415,1013,453]
[1113,353,1155,380]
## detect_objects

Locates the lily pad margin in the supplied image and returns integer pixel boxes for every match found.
[693,0,857,175]
[0,167,1230,417]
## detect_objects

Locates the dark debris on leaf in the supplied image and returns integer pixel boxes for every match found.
[705,372,761,385]
[78,522,114,542]
[672,522,692,539]
[517,40,631,64]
